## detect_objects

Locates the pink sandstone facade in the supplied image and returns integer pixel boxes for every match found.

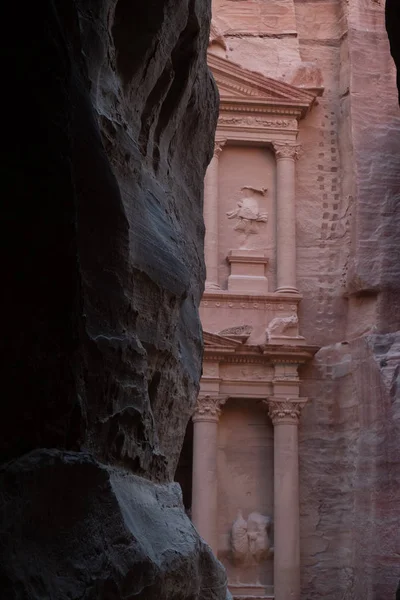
[176,2,400,600]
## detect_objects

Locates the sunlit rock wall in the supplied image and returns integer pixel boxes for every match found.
[1,1,227,598]
[298,1,400,599]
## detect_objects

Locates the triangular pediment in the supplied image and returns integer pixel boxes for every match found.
[208,53,316,115]
[203,331,242,350]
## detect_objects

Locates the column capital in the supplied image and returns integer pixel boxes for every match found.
[264,397,308,425]
[273,142,301,160]
[214,139,226,158]
[193,395,227,422]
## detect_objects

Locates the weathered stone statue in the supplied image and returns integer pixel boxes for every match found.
[227,187,268,235]
[247,512,273,562]
[231,510,273,564]
[266,314,298,341]
[231,510,249,564]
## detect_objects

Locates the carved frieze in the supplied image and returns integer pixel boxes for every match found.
[193,395,227,422]
[219,116,296,129]
[202,297,299,311]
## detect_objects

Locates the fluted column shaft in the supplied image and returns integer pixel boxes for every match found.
[266,398,307,600]
[273,143,300,294]
[204,142,224,290]
[191,395,226,554]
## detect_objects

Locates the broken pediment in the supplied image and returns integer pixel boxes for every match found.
[208,53,317,117]
[203,331,243,351]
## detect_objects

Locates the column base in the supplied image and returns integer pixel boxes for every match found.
[229,583,274,600]
[275,286,299,294]
[205,281,221,291]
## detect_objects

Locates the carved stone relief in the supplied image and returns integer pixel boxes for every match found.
[227,187,268,237]
[219,116,295,128]
[231,510,273,564]
[266,314,298,341]
[289,61,323,89]
[219,324,253,342]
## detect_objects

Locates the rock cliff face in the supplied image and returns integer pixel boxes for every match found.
[1,1,226,598]
[298,1,400,599]
[386,0,400,104]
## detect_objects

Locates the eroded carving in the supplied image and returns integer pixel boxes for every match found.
[209,20,228,53]
[214,140,226,158]
[219,324,253,341]
[219,116,293,128]
[266,314,298,341]
[227,187,268,235]
[231,510,273,564]
[289,62,323,89]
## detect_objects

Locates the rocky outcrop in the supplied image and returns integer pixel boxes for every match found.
[1,0,226,598]
[1,450,227,599]
[386,0,400,103]
[300,333,400,600]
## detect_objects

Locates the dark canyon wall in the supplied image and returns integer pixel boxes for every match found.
[1,1,227,598]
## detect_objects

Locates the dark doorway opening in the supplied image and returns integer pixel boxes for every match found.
[174,419,193,515]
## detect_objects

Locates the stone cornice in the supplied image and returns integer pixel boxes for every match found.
[262,345,319,364]
[264,397,308,425]
[193,395,227,423]
[220,100,304,118]
[203,344,318,365]
[202,290,302,306]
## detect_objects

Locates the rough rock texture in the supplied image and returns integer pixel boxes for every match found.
[209,1,400,598]
[300,333,400,600]
[1,450,227,599]
[297,1,400,598]
[1,0,227,598]
[386,0,400,103]
[296,1,400,598]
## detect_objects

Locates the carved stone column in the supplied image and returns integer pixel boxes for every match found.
[273,143,300,294]
[191,394,226,554]
[204,141,225,290]
[266,397,307,600]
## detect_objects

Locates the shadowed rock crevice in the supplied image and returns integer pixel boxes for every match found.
[1,0,224,597]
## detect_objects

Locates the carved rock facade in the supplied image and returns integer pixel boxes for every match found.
[177,2,400,600]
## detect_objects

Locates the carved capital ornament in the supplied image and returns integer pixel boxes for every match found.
[264,398,308,425]
[193,395,227,422]
[273,142,301,160]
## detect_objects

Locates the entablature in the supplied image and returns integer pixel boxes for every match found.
[203,331,318,366]
[208,53,320,145]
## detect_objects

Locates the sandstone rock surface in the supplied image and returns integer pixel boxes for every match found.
[208,1,400,599]
[1,0,226,598]
[1,450,227,599]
